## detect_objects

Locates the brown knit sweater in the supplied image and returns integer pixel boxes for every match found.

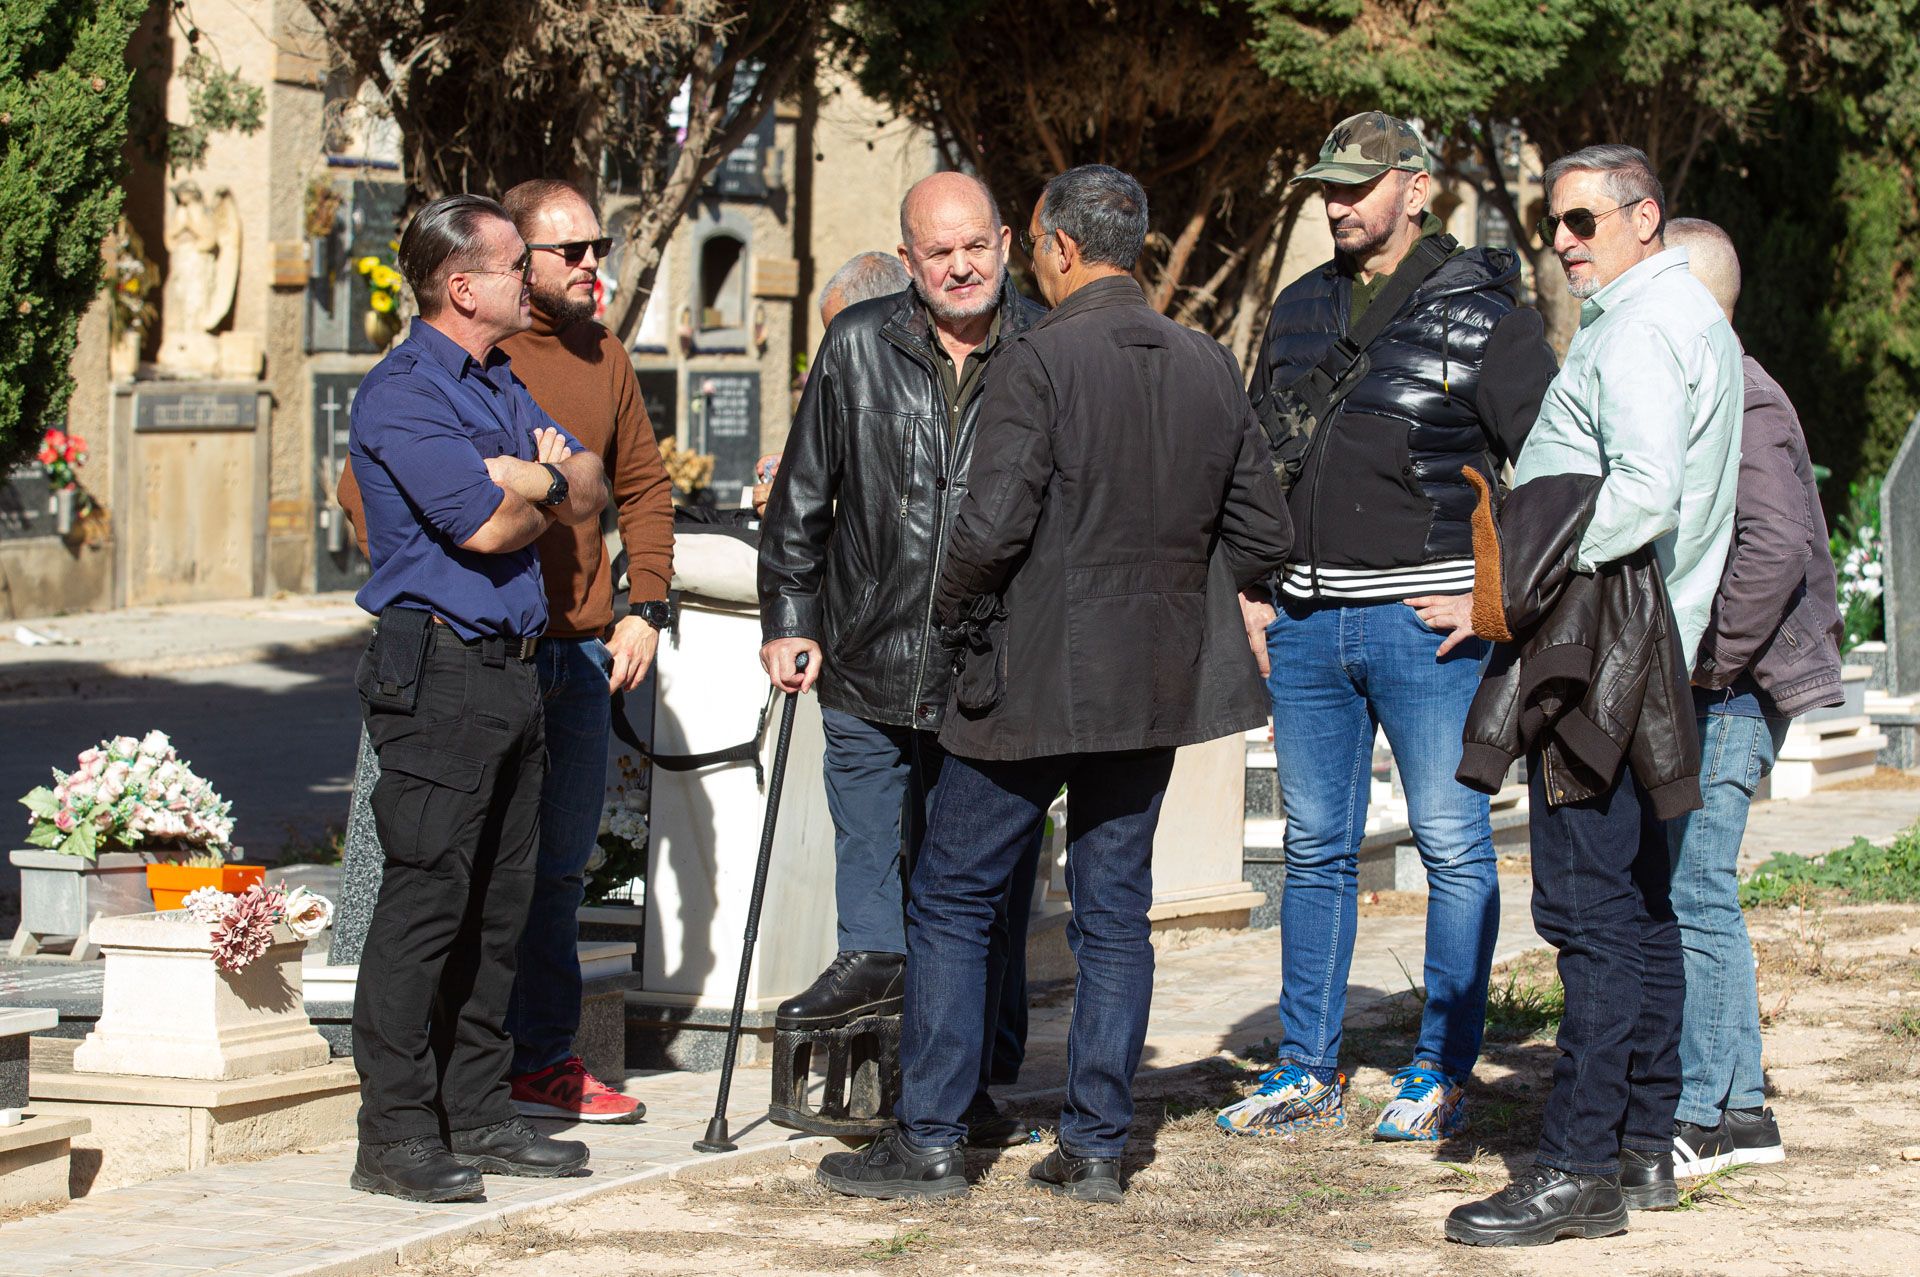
[339,310,674,637]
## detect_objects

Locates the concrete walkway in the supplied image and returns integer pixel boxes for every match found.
[0,593,369,684]
[2,781,1913,1276]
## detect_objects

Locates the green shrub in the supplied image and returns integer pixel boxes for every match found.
[1740,823,1920,907]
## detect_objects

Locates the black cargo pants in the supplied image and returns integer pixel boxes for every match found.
[352,626,547,1145]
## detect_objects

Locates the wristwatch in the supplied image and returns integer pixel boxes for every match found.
[633,600,674,630]
[537,462,569,507]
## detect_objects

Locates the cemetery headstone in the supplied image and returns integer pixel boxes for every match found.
[326,728,384,966]
[692,371,760,509]
[1882,411,1920,695]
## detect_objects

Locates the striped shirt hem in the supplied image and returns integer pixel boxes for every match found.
[1279,558,1475,602]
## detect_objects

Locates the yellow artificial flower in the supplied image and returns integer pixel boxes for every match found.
[356,256,379,275]
[371,265,403,291]
[369,289,394,313]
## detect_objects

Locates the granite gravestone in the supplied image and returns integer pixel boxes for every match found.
[1882,411,1920,695]
[325,728,384,966]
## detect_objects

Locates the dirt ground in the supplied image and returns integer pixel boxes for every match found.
[398,903,1920,1277]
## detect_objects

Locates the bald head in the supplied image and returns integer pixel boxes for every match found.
[899,171,1001,249]
[897,171,1009,327]
[1667,217,1741,322]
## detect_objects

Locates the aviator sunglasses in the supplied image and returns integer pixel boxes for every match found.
[1535,202,1638,243]
[526,237,614,266]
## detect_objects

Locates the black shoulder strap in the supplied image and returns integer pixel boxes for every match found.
[609,687,775,788]
[1291,233,1458,421]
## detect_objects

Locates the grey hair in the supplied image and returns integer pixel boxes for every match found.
[398,193,513,319]
[1542,144,1666,236]
[819,251,910,313]
[1666,217,1742,316]
[1039,164,1149,270]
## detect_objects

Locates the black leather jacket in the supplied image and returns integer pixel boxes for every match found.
[1249,240,1556,586]
[758,279,1044,728]
[1456,471,1702,820]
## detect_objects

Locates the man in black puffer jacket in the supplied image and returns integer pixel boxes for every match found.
[1219,113,1560,1146]
[757,172,1046,1146]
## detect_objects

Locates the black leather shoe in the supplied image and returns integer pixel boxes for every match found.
[1029,1146,1123,1203]
[1445,1163,1627,1246]
[449,1117,589,1178]
[816,1130,968,1199]
[350,1136,484,1202]
[1619,1147,1678,1210]
[963,1093,1031,1148]
[776,951,906,1030]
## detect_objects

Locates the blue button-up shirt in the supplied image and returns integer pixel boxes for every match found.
[1512,248,1742,665]
[349,320,581,640]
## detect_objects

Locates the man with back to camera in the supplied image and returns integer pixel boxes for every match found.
[1217,111,1559,1144]
[757,177,1048,1144]
[340,179,675,1127]
[815,164,1292,1202]
[1446,145,1742,1246]
[345,193,608,1201]
[1660,217,1843,1178]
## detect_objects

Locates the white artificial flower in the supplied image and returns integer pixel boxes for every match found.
[181,885,231,922]
[281,885,335,940]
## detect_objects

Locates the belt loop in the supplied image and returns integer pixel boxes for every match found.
[482,636,506,668]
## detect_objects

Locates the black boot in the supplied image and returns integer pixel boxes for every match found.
[1028,1146,1124,1203]
[776,951,906,1030]
[1620,1147,1678,1210]
[350,1135,484,1202]
[962,1092,1030,1149]
[449,1117,589,1178]
[816,1129,968,1200]
[1445,1163,1627,1247]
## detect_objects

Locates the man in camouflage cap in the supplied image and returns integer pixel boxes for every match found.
[1217,111,1558,1145]
[1292,111,1434,186]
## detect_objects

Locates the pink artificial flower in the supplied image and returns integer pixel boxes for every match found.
[76,748,102,767]
[55,811,75,832]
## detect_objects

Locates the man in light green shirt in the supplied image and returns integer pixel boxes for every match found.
[1447,144,1740,1250]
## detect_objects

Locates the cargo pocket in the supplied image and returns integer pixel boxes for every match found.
[370,742,486,871]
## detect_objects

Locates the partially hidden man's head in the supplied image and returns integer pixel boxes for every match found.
[897,171,1010,324]
[1292,112,1433,261]
[1028,164,1148,307]
[1541,144,1666,299]
[819,251,911,329]
[1665,217,1741,324]
[398,194,530,333]
[501,179,605,327]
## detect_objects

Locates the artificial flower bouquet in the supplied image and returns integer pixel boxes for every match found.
[181,882,335,973]
[19,731,235,861]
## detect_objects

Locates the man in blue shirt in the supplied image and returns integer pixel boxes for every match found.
[346,194,607,1203]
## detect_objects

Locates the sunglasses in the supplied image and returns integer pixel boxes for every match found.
[1535,202,1636,243]
[527,238,614,266]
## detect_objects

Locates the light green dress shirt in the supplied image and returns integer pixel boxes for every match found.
[1512,247,1742,665]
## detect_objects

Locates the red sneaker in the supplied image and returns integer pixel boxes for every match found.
[510,1057,646,1124]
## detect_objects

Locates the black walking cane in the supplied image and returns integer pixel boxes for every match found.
[695,651,808,1153]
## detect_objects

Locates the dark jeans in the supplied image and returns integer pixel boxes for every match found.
[899,748,1175,1158]
[353,630,546,1144]
[505,637,613,1076]
[1527,755,1683,1175]
[822,709,1041,1090]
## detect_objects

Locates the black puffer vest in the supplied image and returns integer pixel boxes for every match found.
[1250,246,1525,579]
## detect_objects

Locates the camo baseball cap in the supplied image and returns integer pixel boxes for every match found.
[1290,112,1433,186]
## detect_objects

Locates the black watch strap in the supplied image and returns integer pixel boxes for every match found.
[538,462,568,506]
[634,600,674,629]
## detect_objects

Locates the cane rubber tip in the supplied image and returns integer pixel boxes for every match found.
[694,1117,736,1154]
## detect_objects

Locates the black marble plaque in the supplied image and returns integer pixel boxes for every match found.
[0,466,54,541]
[313,371,371,593]
[706,109,776,201]
[692,371,760,508]
[635,367,678,442]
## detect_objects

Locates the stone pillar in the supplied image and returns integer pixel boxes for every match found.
[1880,412,1920,694]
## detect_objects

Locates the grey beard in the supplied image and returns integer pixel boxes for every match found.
[1566,273,1601,299]
[914,272,1003,323]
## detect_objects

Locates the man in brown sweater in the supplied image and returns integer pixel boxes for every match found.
[340,178,673,1123]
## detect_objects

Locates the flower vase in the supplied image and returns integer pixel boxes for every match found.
[8,849,165,961]
[363,309,403,351]
[146,862,267,912]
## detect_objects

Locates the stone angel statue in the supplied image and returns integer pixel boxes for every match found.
[159,182,242,376]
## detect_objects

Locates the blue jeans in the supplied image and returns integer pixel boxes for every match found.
[1266,600,1498,1082]
[821,708,1040,1090]
[1529,757,1683,1175]
[1665,708,1787,1125]
[899,748,1175,1158]
[505,637,612,1076]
